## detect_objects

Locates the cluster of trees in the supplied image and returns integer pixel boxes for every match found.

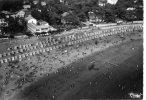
[0,0,23,12]
[0,0,143,36]
[0,17,26,37]
[29,0,143,26]
[0,0,143,26]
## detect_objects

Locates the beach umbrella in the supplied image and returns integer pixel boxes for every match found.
[140,26,143,29]
[59,45,62,48]
[3,53,6,57]
[43,49,46,52]
[40,45,44,48]
[36,50,39,54]
[7,47,11,51]
[32,52,36,55]
[50,42,52,45]
[34,46,37,49]
[0,54,2,58]
[19,59,22,61]
[40,49,43,52]
[0,60,4,64]
[25,53,28,57]
[14,46,17,50]
[56,45,59,49]
[29,52,32,56]
[71,42,73,45]
[23,45,26,48]
[36,42,39,46]
[20,49,23,53]
[14,56,18,59]
[19,45,22,49]
[27,47,30,51]
[68,42,71,46]
[8,58,11,62]
[29,44,32,47]
[22,54,25,58]
[25,44,29,48]
[19,55,22,59]
[44,43,47,47]
[46,48,49,51]
[11,57,15,61]
[49,47,52,51]
[4,59,8,63]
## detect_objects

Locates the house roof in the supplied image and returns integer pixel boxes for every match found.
[62,12,69,17]
[1,11,12,15]
[25,15,36,21]
[99,0,107,3]
[28,23,56,30]
[15,9,27,14]
[38,20,48,25]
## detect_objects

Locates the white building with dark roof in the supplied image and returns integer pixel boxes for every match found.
[25,15,37,24]
[15,10,26,18]
[25,16,56,33]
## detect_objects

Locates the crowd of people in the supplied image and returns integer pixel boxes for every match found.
[0,24,143,99]
[0,24,142,64]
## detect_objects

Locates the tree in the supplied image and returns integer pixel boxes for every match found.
[63,13,80,25]
[77,12,87,22]
[31,9,42,20]
[135,8,143,20]
[1,0,23,12]
[104,9,115,23]
[125,10,135,22]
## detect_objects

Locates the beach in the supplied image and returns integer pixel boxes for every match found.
[6,30,143,100]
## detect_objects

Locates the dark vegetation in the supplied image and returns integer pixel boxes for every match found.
[0,0,143,37]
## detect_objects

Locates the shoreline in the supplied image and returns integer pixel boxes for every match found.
[6,30,143,100]
[11,38,143,100]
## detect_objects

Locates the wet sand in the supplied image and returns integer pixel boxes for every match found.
[11,39,143,100]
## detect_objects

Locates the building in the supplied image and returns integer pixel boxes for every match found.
[107,0,118,5]
[61,12,69,24]
[41,1,47,6]
[88,11,96,21]
[23,5,31,9]
[27,20,56,33]
[0,18,8,27]
[1,11,12,18]
[98,0,107,6]
[126,7,136,11]
[61,11,73,24]
[33,0,39,5]
[0,18,8,35]
[25,15,37,24]
[15,10,26,18]
[25,16,56,33]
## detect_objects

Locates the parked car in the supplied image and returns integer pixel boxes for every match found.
[116,20,123,25]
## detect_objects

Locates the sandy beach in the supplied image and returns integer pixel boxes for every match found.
[1,28,142,100]
[10,37,143,100]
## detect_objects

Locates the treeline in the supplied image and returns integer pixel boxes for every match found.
[0,0,143,24]
[30,0,143,26]
[0,0,143,36]
[0,0,24,12]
